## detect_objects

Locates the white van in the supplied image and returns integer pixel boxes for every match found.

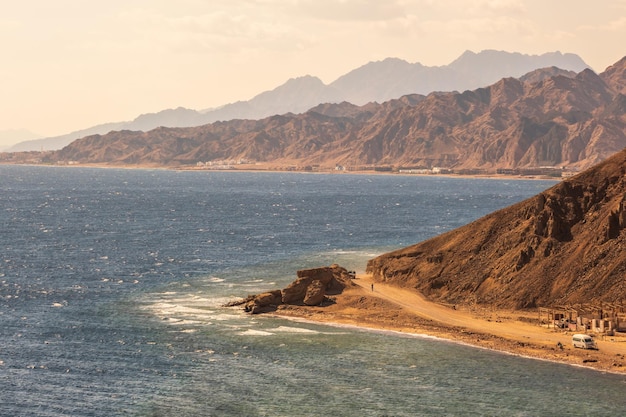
[572,334,597,350]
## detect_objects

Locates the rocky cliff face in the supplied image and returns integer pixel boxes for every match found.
[366,148,626,309]
[42,56,626,171]
[351,67,625,170]
[602,56,626,95]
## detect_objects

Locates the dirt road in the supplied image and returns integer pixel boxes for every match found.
[353,275,626,358]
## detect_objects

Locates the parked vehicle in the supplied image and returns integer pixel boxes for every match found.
[572,334,597,350]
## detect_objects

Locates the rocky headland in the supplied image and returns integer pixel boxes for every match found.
[230,146,626,373]
[227,265,356,314]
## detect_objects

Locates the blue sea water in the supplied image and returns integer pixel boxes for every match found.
[1,165,625,416]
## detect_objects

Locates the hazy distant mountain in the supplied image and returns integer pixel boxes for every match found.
[329,51,588,105]
[8,50,589,152]
[39,55,626,172]
[8,122,127,152]
[447,50,586,87]
[0,129,43,150]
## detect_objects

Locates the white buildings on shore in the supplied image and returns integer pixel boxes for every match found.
[196,159,251,169]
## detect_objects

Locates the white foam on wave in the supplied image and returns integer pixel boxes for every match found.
[207,277,225,283]
[163,294,218,307]
[146,301,213,316]
[162,318,202,326]
[329,250,359,255]
[141,294,248,328]
[272,326,320,334]
[238,329,274,336]
[144,289,232,308]
[207,296,245,307]
[281,316,446,341]
[210,313,244,321]
[321,248,383,257]
[239,281,276,288]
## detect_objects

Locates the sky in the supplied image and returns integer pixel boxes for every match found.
[1,0,626,146]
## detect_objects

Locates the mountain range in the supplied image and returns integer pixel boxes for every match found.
[33,55,626,172]
[8,50,588,152]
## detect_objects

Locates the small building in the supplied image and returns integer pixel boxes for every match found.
[540,303,626,335]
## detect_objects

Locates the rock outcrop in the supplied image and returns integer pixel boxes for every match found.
[229,265,356,314]
[366,148,626,310]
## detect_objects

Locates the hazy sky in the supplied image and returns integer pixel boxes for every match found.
[1,0,625,144]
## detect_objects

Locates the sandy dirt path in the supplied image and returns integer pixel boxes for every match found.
[272,271,626,372]
[353,275,626,357]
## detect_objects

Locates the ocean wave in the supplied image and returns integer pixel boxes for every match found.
[238,329,274,336]
[272,326,320,334]
[207,313,244,322]
[162,318,202,326]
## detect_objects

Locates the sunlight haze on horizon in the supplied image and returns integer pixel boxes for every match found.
[1,0,625,146]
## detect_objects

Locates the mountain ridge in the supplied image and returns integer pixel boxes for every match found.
[27,56,625,172]
[8,50,589,152]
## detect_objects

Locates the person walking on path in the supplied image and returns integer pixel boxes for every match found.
[371,283,374,292]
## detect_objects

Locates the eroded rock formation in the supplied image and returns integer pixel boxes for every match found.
[229,264,356,314]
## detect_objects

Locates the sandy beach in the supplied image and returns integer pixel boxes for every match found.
[272,275,626,375]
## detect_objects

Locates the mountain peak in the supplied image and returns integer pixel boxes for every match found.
[449,50,588,73]
[519,67,578,84]
[600,55,626,94]
[283,75,325,86]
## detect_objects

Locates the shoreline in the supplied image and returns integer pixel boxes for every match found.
[273,314,626,376]
[0,161,563,181]
[266,276,626,375]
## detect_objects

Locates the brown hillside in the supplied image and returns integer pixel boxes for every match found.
[366,148,626,309]
[352,68,625,170]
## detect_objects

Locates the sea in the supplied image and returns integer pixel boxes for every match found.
[1,165,625,416]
